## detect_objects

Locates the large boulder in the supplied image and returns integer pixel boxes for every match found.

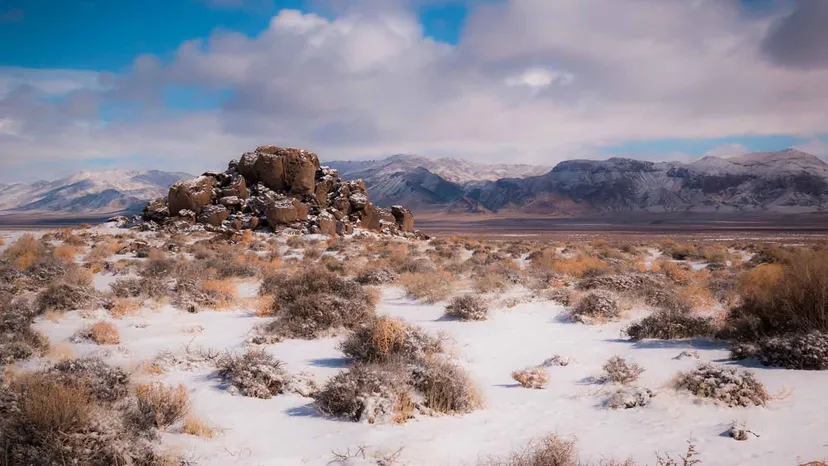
[142,197,169,222]
[198,205,230,226]
[391,205,414,233]
[169,176,216,215]
[265,197,309,225]
[359,203,396,231]
[238,146,320,195]
[222,174,249,199]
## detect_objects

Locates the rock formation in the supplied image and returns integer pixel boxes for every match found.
[141,146,418,237]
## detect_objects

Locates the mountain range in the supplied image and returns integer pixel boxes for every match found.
[1,148,826,220]
[0,170,191,216]
[327,149,828,216]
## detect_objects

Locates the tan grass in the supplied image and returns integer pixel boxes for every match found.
[182,415,218,438]
[54,244,81,262]
[400,270,456,303]
[134,382,190,429]
[110,298,141,319]
[200,279,238,309]
[89,321,121,345]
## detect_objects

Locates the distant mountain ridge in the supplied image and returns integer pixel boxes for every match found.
[328,149,828,215]
[0,169,191,216]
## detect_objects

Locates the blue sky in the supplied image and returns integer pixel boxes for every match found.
[0,0,826,181]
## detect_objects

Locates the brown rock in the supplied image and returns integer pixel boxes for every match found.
[315,178,334,207]
[265,197,309,225]
[391,205,415,233]
[317,212,336,236]
[336,220,354,235]
[359,203,396,231]
[237,152,259,183]
[142,197,169,222]
[169,176,216,215]
[222,175,249,199]
[198,205,230,226]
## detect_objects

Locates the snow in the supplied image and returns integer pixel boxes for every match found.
[30,286,828,465]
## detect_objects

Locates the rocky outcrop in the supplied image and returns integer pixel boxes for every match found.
[141,145,419,237]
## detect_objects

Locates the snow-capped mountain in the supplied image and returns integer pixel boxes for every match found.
[0,169,191,215]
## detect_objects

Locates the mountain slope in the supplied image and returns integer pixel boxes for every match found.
[0,169,192,215]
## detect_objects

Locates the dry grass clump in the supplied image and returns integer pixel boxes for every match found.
[531,250,609,278]
[400,269,456,303]
[731,331,828,370]
[340,316,443,364]
[0,294,50,365]
[216,348,293,399]
[86,240,123,262]
[511,366,549,389]
[356,266,398,285]
[444,294,489,321]
[570,290,620,324]
[477,434,579,466]
[598,356,644,385]
[474,272,511,293]
[411,357,483,415]
[109,297,141,318]
[87,321,121,345]
[134,382,190,429]
[725,250,828,341]
[623,310,716,341]
[36,282,99,314]
[258,267,376,339]
[46,357,131,402]
[182,415,218,438]
[674,363,768,407]
[53,243,81,262]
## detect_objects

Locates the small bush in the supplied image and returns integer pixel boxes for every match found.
[599,356,644,385]
[623,311,716,341]
[182,415,218,438]
[111,277,167,300]
[444,295,489,321]
[605,387,655,410]
[477,434,579,466]
[47,357,130,402]
[571,290,620,324]
[36,282,98,314]
[88,321,121,345]
[356,267,398,285]
[411,357,482,414]
[731,331,828,370]
[400,270,455,303]
[474,273,510,293]
[134,382,190,429]
[511,366,549,389]
[216,348,292,399]
[340,316,443,364]
[674,363,768,407]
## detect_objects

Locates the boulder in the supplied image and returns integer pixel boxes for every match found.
[358,203,396,231]
[198,205,230,226]
[336,220,354,235]
[142,197,169,222]
[317,212,337,236]
[222,174,249,199]
[266,197,309,225]
[169,176,216,215]
[391,205,414,233]
[219,196,244,212]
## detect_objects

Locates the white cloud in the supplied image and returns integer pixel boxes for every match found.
[2,0,828,181]
[704,143,750,159]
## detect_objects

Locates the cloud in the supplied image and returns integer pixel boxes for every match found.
[762,0,828,69]
[704,143,751,158]
[2,0,828,182]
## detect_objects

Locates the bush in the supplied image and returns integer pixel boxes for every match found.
[511,366,549,389]
[599,356,644,385]
[0,294,49,365]
[260,268,375,339]
[444,295,489,321]
[477,434,579,466]
[474,273,510,293]
[356,267,398,285]
[36,282,98,314]
[411,357,482,414]
[314,362,416,424]
[400,270,455,303]
[134,382,190,429]
[182,415,217,438]
[110,277,167,300]
[674,363,768,407]
[731,331,828,370]
[605,387,655,410]
[623,311,716,341]
[88,321,121,345]
[571,290,620,324]
[340,316,443,364]
[47,357,130,402]
[216,348,292,399]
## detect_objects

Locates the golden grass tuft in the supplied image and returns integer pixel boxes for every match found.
[89,320,121,345]
[182,415,218,438]
[400,270,456,303]
[110,298,141,319]
[200,279,238,309]
[371,316,407,357]
[54,244,81,262]
[135,382,190,429]
[13,375,94,434]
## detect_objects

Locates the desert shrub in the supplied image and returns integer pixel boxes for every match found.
[599,356,644,385]
[182,415,217,438]
[394,257,435,274]
[216,348,292,399]
[111,277,167,299]
[36,282,98,314]
[54,244,81,262]
[571,290,620,324]
[411,357,482,414]
[474,273,510,293]
[731,331,828,370]
[400,270,455,303]
[623,310,716,341]
[511,366,549,389]
[477,434,579,466]
[314,362,416,424]
[356,267,398,285]
[576,273,662,294]
[725,251,828,340]
[134,382,190,429]
[444,295,489,321]
[674,363,768,407]
[87,321,121,345]
[259,268,375,339]
[605,387,655,410]
[545,288,576,306]
[0,294,49,365]
[542,254,609,278]
[340,316,443,364]
[46,357,130,402]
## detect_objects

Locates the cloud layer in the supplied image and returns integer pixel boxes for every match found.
[1,0,827,181]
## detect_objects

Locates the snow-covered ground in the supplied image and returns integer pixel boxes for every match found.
[31,283,828,466]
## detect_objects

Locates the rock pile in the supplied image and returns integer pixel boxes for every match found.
[142,145,418,237]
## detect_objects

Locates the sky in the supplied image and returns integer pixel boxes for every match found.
[1,0,828,182]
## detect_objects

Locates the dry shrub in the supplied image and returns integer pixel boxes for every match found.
[199,279,238,309]
[547,254,609,278]
[254,294,276,317]
[134,382,190,429]
[731,331,828,370]
[477,434,579,466]
[110,298,140,318]
[340,316,443,364]
[400,270,455,303]
[0,237,4,246]
[259,268,376,339]
[216,348,292,399]
[623,311,716,341]
[54,244,81,262]
[182,415,217,438]
[511,366,549,389]
[356,266,398,285]
[474,273,510,293]
[726,250,828,340]
[86,240,122,262]
[36,282,98,314]
[674,363,768,407]
[445,294,489,321]
[413,357,482,414]
[3,234,40,271]
[659,261,691,285]
[599,356,644,385]
[47,357,131,402]
[0,294,50,365]
[62,264,94,287]
[88,321,121,345]
[111,277,167,300]
[571,290,620,324]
